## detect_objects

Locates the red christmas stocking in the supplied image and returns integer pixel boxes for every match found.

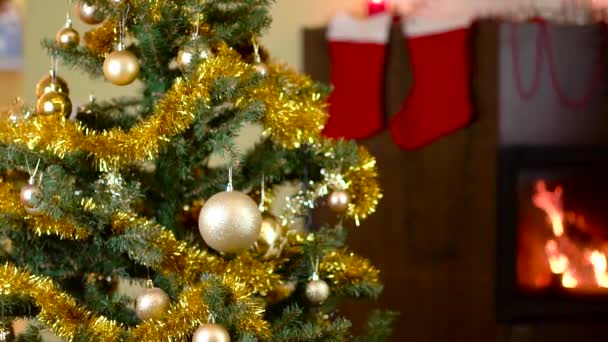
[323,13,392,140]
[389,18,473,150]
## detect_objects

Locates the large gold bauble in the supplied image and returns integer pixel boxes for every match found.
[20,183,43,216]
[192,324,231,342]
[305,278,330,305]
[135,287,171,321]
[35,74,69,98]
[103,50,140,86]
[76,1,105,25]
[328,190,350,212]
[36,91,72,117]
[198,191,262,254]
[177,41,212,71]
[56,26,80,49]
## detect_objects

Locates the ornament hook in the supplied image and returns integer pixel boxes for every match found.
[258,174,265,212]
[226,164,233,192]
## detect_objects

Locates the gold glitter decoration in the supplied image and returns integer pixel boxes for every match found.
[0,45,326,171]
[260,63,328,149]
[0,181,89,240]
[0,264,269,341]
[344,146,382,225]
[319,249,381,290]
[83,19,118,57]
[112,212,281,293]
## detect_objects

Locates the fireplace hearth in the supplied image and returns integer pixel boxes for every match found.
[497,147,608,322]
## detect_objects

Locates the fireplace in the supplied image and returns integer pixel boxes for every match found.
[497,147,608,322]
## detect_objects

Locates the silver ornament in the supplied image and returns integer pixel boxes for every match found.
[177,40,212,71]
[198,191,262,254]
[135,283,171,321]
[192,323,231,342]
[306,274,330,305]
[254,62,268,77]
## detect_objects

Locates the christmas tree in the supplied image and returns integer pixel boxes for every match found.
[0,1,394,341]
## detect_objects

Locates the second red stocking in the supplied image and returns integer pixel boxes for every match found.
[389,18,473,150]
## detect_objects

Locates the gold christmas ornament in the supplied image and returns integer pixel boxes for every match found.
[35,71,69,98]
[198,191,262,254]
[192,323,231,342]
[267,280,296,304]
[103,49,140,86]
[177,39,212,71]
[56,23,80,49]
[135,281,171,321]
[36,91,72,117]
[328,189,350,212]
[256,215,287,259]
[305,274,330,305]
[76,1,105,25]
[20,180,43,215]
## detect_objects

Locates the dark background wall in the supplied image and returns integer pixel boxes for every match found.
[306,21,608,341]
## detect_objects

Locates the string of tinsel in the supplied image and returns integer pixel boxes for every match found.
[0,264,269,341]
[0,44,326,171]
[319,248,381,290]
[84,19,118,57]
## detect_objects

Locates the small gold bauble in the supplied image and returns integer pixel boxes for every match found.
[177,41,212,71]
[76,1,105,25]
[20,183,42,214]
[198,191,262,254]
[305,278,330,305]
[267,280,296,304]
[103,50,140,86]
[135,286,171,321]
[254,63,268,77]
[192,324,230,342]
[56,26,80,49]
[35,74,69,98]
[328,190,350,212]
[36,91,72,117]
[258,215,281,248]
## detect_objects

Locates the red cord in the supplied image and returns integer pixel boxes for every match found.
[541,24,605,109]
[511,22,605,109]
[511,23,544,101]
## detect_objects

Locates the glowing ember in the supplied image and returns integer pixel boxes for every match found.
[532,180,608,291]
[533,181,564,237]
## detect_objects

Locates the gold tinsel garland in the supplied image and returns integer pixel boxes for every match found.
[84,19,118,57]
[319,248,381,289]
[0,181,89,240]
[344,146,383,225]
[0,264,270,341]
[0,45,326,171]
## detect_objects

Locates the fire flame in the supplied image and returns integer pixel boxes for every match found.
[533,180,608,291]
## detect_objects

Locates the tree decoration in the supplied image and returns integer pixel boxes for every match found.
[76,1,105,25]
[198,167,262,254]
[306,259,330,305]
[36,91,72,117]
[135,280,171,321]
[35,69,69,99]
[56,22,80,49]
[252,39,268,77]
[192,323,231,342]
[0,321,14,342]
[84,19,118,57]
[103,5,139,86]
[177,35,212,72]
[327,189,349,212]
[19,159,43,216]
